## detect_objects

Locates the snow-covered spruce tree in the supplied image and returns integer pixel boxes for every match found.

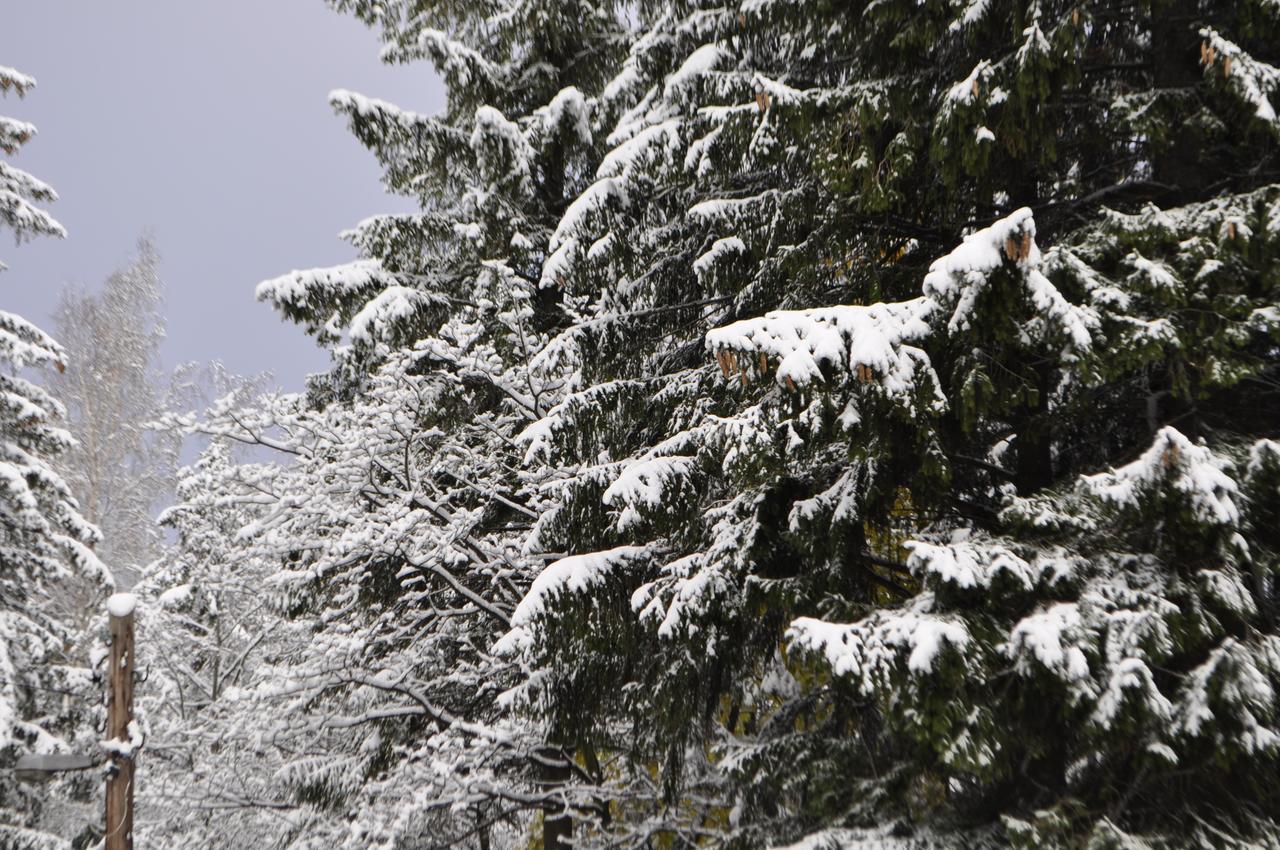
[0,64,109,848]
[499,1,1280,849]
[190,1,634,847]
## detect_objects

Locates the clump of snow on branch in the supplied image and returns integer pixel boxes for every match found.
[706,299,934,391]
[905,539,1066,591]
[921,207,1096,353]
[1199,28,1280,133]
[602,456,697,531]
[1003,603,1092,685]
[788,600,970,691]
[496,546,651,654]
[705,208,1096,399]
[1081,426,1241,529]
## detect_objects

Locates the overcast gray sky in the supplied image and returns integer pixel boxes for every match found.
[1,1,443,388]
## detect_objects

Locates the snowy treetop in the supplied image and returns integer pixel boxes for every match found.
[1081,426,1242,530]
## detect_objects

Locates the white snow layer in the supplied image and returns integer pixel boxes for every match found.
[602,456,697,531]
[496,546,650,654]
[106,593,137,618]
[705,207,1096,396]
[158,584,193,608]
[256,260,397,311]
[706,298,934,389]
[664,44,729,99]
[1081,426,1241,528]
[789,602,969,691]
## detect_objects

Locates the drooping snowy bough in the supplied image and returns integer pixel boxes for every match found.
[0,62,108,849]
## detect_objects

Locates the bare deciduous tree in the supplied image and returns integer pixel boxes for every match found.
[50,237,181,587]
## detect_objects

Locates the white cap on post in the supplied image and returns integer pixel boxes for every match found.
[106,593,137,619]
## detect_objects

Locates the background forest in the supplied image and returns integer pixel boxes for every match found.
[3,0,1280,848]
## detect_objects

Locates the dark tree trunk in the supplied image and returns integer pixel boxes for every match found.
[1150,1,1205,203]
[539,747,573,850]
[1015,363,1055,496]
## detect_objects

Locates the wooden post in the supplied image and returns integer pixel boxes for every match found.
[105,594,136,850]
